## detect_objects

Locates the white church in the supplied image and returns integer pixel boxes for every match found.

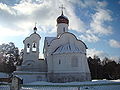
[14,10,91,83]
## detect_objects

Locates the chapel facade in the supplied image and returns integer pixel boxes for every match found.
[14,11,91,83]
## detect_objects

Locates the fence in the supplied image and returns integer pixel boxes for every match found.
[0,82,120,90]
[0,84,10,90]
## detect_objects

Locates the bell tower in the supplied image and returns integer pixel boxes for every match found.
[22,26,41,68]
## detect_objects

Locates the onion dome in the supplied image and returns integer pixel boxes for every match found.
[57,12,69,24]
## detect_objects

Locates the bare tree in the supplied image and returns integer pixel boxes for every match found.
[0,42,20,73]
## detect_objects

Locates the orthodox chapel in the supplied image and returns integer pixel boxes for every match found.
[14,10,91,83]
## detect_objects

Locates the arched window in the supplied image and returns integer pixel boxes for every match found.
[71,56,78,67]
[59,59,61,64]
[27,43,30,53]
[63,27,65,32]
[32,42,37,51]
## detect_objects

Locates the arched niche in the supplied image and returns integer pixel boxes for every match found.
[27,43,30,53]
[32,42,37,52]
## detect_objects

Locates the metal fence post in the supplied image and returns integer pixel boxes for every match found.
[78,86,80,90]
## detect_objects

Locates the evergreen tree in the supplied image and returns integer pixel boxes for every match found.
[88,56,120,80]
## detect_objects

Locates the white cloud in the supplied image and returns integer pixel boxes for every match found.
[73,1,113,43]
[0,25,29,37]
[13,2,38,15]
[87,48,108,59]
[109,39,120,48]
[97,1,107,8]
[69,0,97,8]
[90,8,113,35]
[118,0,120,4]
[79,33,100,43]
[0,0,87,37]
[110,56,120,63]
[0,0,114,45]
[0,3,16,15]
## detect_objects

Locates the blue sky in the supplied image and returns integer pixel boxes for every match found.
[0,0,120,60]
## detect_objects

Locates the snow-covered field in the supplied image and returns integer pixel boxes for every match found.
[20,80,120,90]
[0,80,120,90]
[25,79,120,85]
[21,85,120,90]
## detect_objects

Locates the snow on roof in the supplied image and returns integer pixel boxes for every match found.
[53,43,82,54]
[23,32,41,43]
[45,37,56,45]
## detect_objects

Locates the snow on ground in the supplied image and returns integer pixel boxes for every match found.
[1,80,120,90]
[20,80,120,90]
[20,85,120,90]
[26,80,120,85]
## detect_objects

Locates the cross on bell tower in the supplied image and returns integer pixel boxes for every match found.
[33,22,37,33]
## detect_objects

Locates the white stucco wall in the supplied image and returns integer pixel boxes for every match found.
[57,23,68,37]
[17,59,47,72]
[52,53,90,73]
[45,32,90,74]
[23,33,41,65]
[14,71,47,83]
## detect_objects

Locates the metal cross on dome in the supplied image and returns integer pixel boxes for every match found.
[59,4,65,15]
[35,22,37,27]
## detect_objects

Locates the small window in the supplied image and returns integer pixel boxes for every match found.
[27,63,31,66]
[63,27,65,32]
[71,56,78,67]
[27,43,30,53]
[32,42,37,51]
[59,59,61,64]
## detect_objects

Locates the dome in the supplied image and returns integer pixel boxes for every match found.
[34,26,37,30]
[33,26,37,33]
[57,13,69,24]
